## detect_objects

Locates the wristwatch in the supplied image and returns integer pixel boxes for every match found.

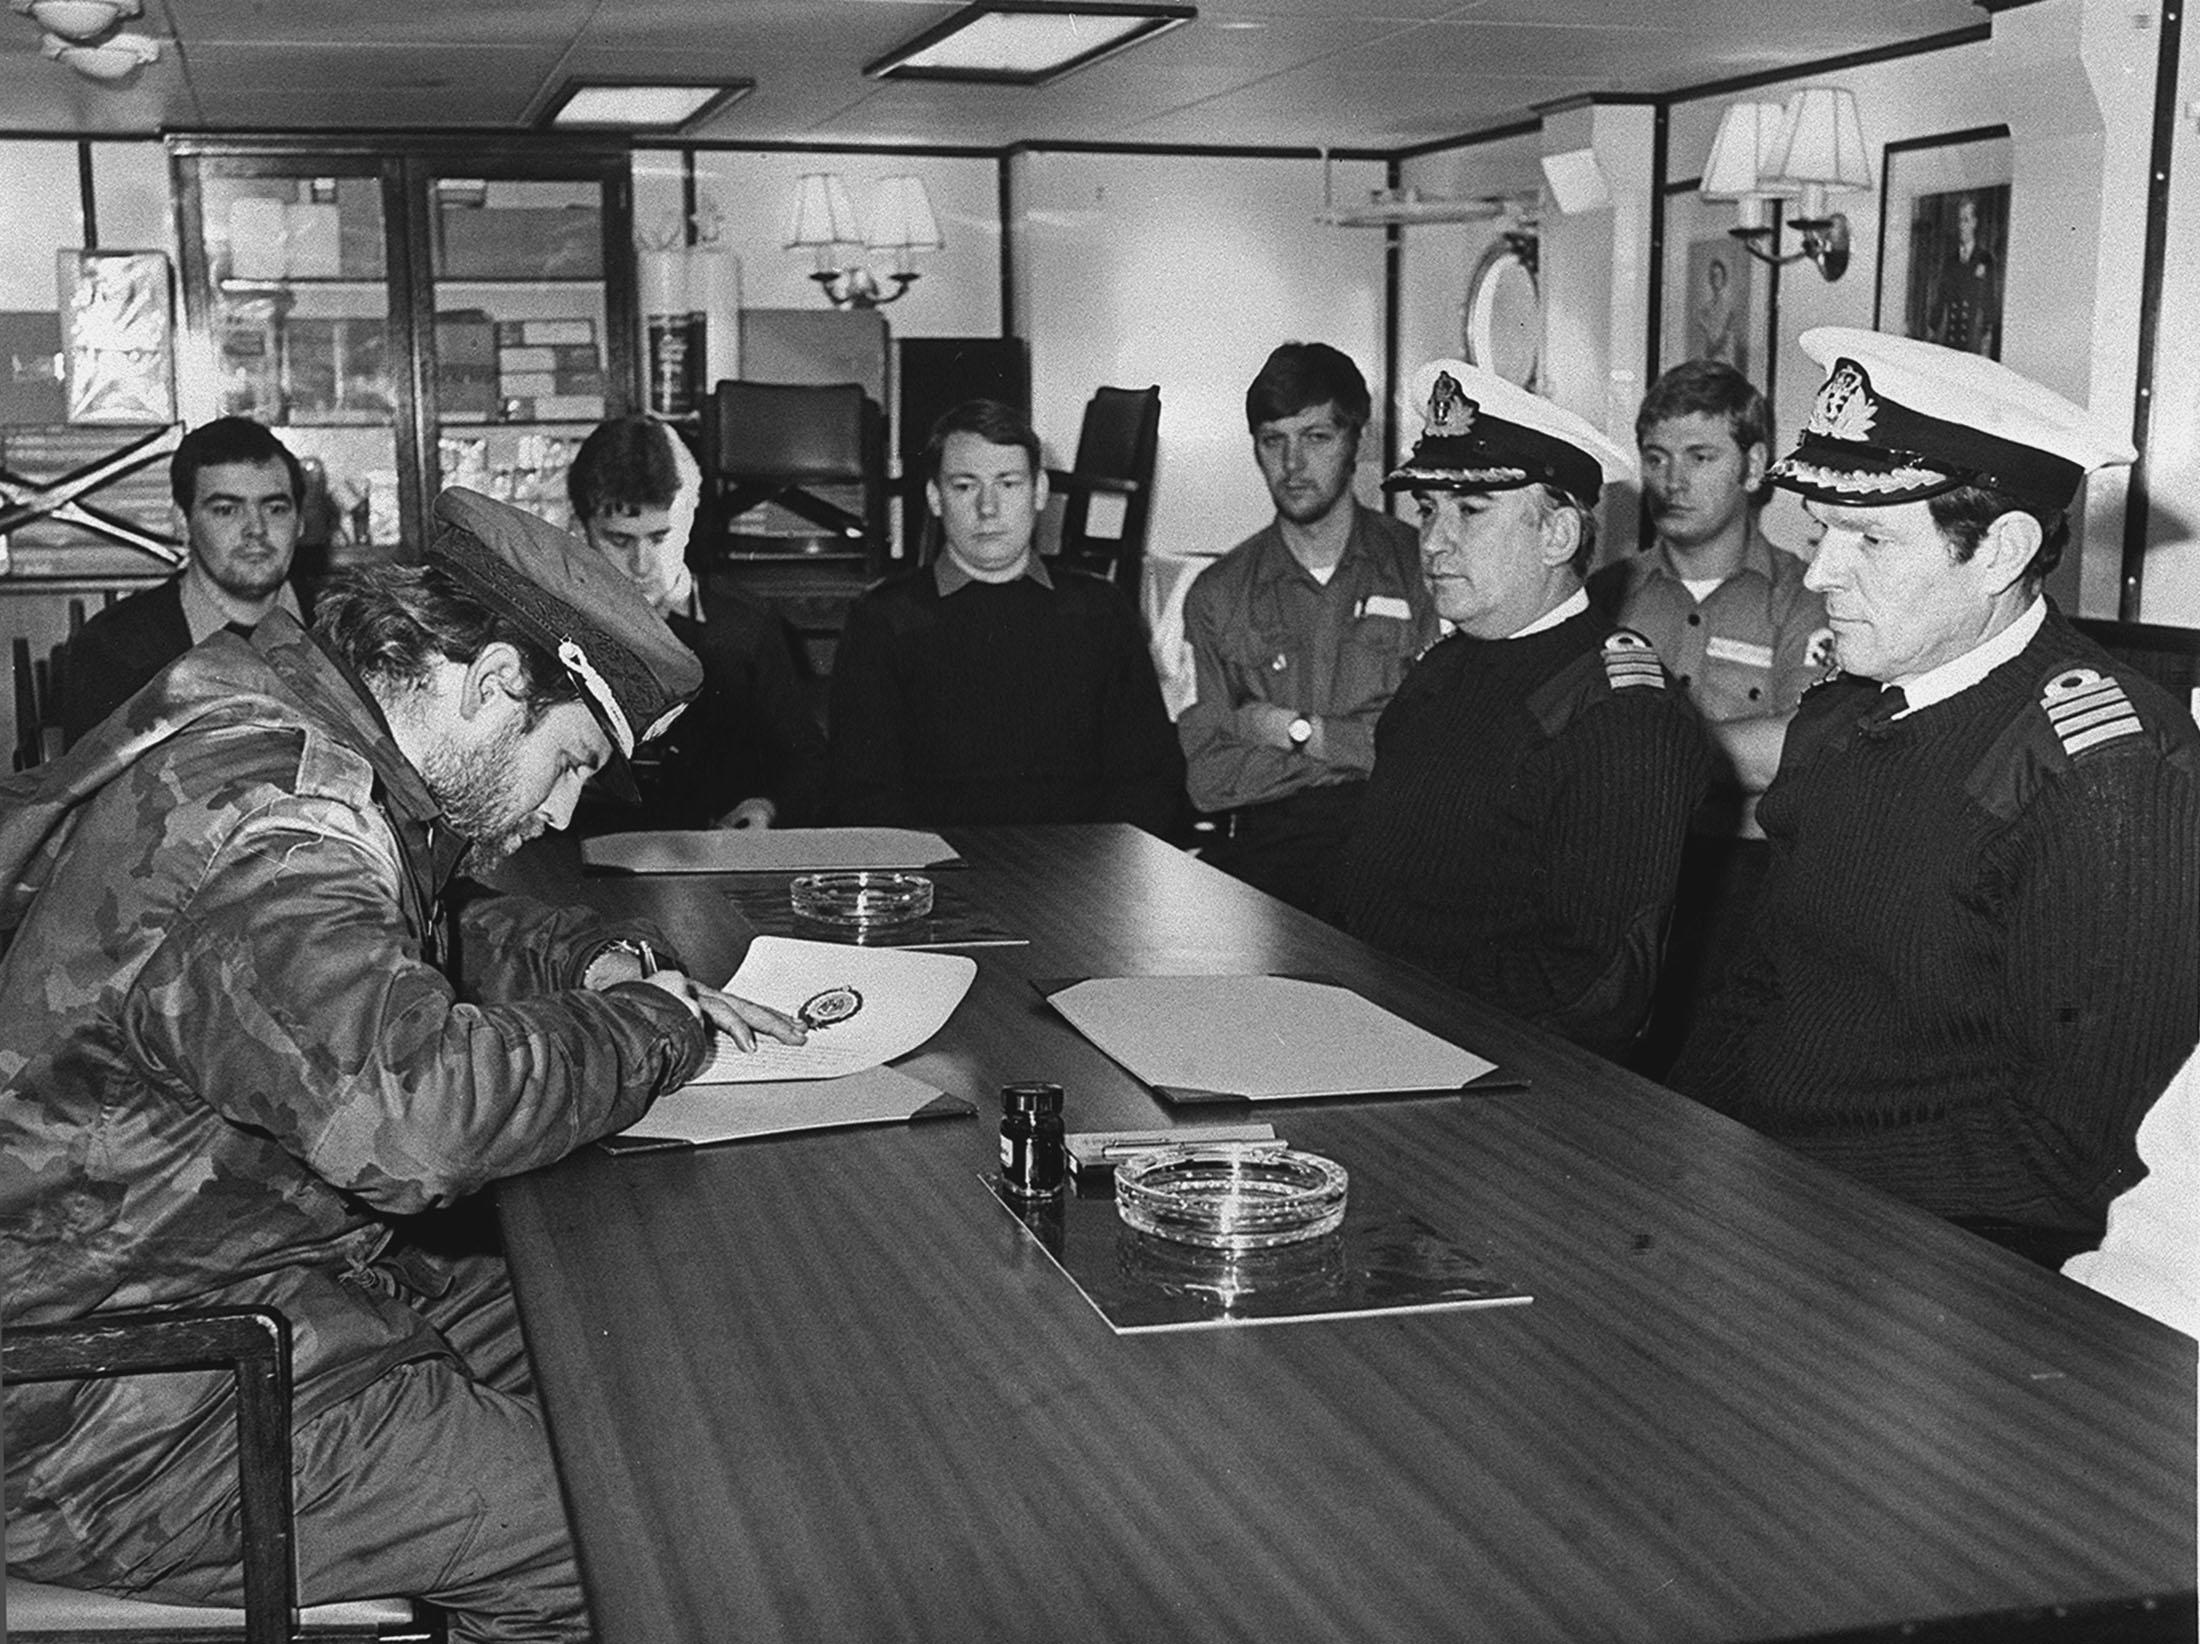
[1287,715,1314,752]
[583,937,660,990]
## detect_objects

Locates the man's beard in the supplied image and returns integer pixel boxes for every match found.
[417,720,544,870]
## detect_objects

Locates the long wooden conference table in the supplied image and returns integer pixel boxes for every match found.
[497,825,2196,1643]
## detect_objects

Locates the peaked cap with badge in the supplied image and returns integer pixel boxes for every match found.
[1769,328,2134,516]
[428,487,702,768]
[1384,358,1636,511]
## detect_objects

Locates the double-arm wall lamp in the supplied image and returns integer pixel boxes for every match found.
[1699,87,1871,281]
[784,173,944,309]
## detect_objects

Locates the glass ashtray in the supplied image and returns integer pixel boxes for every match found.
[1113,1143,1349,1251]
[789,871,934,927]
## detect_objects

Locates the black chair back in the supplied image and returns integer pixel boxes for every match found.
[700,380,889,572]
[1047,384,1160,588]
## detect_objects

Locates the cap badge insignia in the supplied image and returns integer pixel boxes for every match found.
[1806,360,1879,443]
[1426,371,1478,437]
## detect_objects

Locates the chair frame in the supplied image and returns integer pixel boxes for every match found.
[6,1309,295,1644]
[699,380,889,575]
[1045,384,1161,589]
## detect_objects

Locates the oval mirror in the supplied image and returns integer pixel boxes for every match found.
[1464,235,1539,391]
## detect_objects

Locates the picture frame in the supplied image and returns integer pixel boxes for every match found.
[57,249,176,425]
[1874,125,2013,360]
[1658,181,1779,407]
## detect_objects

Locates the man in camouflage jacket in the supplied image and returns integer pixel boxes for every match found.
[0,489,801,1641]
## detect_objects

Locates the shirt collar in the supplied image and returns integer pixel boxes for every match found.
[1511,586,1589,639]
[1255,502,1380,588]
[1642,529,1777,588]
[1893,595,2045,715]
[179,564,302,644]
[934,551,1053,595]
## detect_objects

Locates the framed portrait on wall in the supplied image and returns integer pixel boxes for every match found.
[57,249,176,425]
[1874,126,2013,360]
[1658,182,1778,405]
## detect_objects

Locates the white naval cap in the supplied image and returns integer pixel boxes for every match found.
[1769,327,2135,515]
[1384,358,1636,510]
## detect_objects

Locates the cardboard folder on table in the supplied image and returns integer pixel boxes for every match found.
[582,827,961,875]
[1040,974,1514,1103]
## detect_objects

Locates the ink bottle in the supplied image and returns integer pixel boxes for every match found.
[999,1082,1065,1199]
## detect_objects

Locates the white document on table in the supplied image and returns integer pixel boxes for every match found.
[615,1063,952,1147]
[691,936,976,1083]
[1046,975,1496,1102]
[581,827,959,875]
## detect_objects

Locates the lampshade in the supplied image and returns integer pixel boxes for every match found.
[39,27,156,79]
[866,176,943,253]
[784,173,859,250]
[1698,102,1799,201]
[10,0,139,43]
[1765,87,1872,191]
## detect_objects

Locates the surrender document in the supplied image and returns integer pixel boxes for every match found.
[692,935,976,1083]
[582,827,959,875]
[615,1064,953,1147]
[1047,975,1496,1101]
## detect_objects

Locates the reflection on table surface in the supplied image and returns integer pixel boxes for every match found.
[496,824,2197,1644]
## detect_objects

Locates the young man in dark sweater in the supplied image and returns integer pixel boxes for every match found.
[1670,329,2200,1266]
[1333,360,1713,1058]
[827,399,1183,834]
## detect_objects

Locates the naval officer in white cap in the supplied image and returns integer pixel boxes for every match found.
[1671,329,2200,1266]
[1333,360,1713,1057]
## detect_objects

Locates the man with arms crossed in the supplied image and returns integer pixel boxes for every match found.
[1178,342,1438,914]
[1,488,802,1639]
[828,398,1183,833]
[1590,359,1830,1067]
[1334,360,1712,1057]
[1671,329,2199,1266]
[60,415,309,746]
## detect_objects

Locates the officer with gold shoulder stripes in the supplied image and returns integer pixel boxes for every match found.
[1671,328,2200,1267]
[1333,360,1714,1058]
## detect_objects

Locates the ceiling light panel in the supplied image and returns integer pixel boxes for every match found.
[867,3,1195,85]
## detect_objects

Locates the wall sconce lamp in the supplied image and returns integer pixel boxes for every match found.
[10,0,139,40]
[1700,87,1871,281]
[11,0,158,82]
[784,173,944,309]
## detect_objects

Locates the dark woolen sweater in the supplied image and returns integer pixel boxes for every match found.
[1669,607,2200,1234]
[826,565,1184,834]
[1334,609,1712,1055]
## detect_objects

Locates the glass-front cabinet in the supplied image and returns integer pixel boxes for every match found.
[171,136,637,564]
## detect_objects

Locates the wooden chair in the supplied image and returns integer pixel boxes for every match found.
[1045,384,1161,589]
[700,379,890,574]
[4,1307,434,1643]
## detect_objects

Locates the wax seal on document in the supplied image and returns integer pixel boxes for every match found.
[799,985,863,1031]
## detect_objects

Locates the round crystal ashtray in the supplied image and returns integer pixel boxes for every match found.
[789,871,934,927]
[1113,1143,1349,1251]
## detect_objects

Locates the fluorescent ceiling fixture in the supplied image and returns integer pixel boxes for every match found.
[865,3,1195,86]
[544,80,752,132]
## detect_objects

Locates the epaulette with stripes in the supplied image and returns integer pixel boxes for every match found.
[1601,629,1665,691]
[2039,665,2142,759]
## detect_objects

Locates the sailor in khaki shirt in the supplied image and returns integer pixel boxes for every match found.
[1588,359,1830,1068]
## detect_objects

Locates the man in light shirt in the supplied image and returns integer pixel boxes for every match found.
[1177,343,1437,915]
[1671,329,2200,1267]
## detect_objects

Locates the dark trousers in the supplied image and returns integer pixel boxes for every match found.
[1633,831,1772,1079]
[1200,781,1369,919]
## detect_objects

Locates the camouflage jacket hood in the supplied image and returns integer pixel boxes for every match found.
[0,613,705,1569]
